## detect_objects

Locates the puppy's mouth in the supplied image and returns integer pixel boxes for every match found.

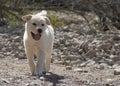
[31,32,41,41]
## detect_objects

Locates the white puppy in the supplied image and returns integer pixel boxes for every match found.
[22,10,54,76]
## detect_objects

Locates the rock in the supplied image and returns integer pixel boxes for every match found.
[40,76,45,81]
[85,49,96,57]
[13,36,21,42]
[18,52,26,59]
[112,35,120,41]
[53,60,63,64]
[66,66,72,70]
[105,83,114,86]
[80,40,89,53]
[110,55,120,62]
[74,68,83,72]
[112,64,120,69]
[89,82,96,85]
[96,64,104,70]
[78,49,83,54]
[61,84,66,86]
[80,62,87,67]
[98,43,112,50]
[26,82,40,86]
[2,78,10,84]
[6,52,11,55]
[74,68,88,73]
[62,55,81,61]
[25,83,30,86]
[114,43,120,49]
[105,59,114,66]
[71,59,81,64]
[18,46,23,50]
[64,60,71,65]
[114,68,120,75]
[86,60,96,66]
[99,63,108,69]
[106,79,113,82]
[88,44,96,50]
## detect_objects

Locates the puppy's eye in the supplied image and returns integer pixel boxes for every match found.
[41,24,44,26]
[32,23,37,26]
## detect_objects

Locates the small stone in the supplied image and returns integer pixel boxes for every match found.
[86,60,96,66]
[114,68,120,75]
[98,43,112,50]
[110,55,120,62]
[106,59,114,66]
[31,83,39,86]
[74,68,83,72]
[18,53,26,59]
[106,79,113,82]
[85,49,96,57]
[66,66,72,70]
[25,83,30,86]
[73,68,88,73]
[2,79,10,84]
[18,46,23,50]
[96,65,104,70]
[6,52,11,55]
[53,60,63,64]
[89,82,96,85]
[112,35,120,41]
[62,55,81,61]
[112,64,120,68]
[13,36,20,42]
[61,84,66,86]
[40,76,45,81]
[88,45,96,50]
[105,83,114,86]
[80,62,87,67]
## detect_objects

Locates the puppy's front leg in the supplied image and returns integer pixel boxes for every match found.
[46,50,52,72]
[25,49,35,75]
[35,51,45,76]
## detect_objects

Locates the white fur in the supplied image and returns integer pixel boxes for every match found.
[36,10,47,16]
[23,10,54,76]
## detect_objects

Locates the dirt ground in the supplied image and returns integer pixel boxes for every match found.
[0,11,120,86]
[0,57,120,86]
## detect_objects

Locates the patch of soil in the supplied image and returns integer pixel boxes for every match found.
[0,57,120,86]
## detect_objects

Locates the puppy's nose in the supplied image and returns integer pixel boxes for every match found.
[37,29,42,33]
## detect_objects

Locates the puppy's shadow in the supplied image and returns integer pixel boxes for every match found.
[44,72,64,86]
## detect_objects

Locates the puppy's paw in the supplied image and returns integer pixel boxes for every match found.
[34,72,42,76]
[34,70,46,76]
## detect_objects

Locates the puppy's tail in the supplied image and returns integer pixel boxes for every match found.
[36,10,47,16]
[41,10,47,16]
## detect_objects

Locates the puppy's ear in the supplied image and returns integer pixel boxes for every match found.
[22,14,32,22]
[45,17,51,25]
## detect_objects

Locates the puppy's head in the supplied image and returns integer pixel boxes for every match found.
[22,10,51,41]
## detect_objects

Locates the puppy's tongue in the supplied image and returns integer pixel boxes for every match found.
[34,34,41,40]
